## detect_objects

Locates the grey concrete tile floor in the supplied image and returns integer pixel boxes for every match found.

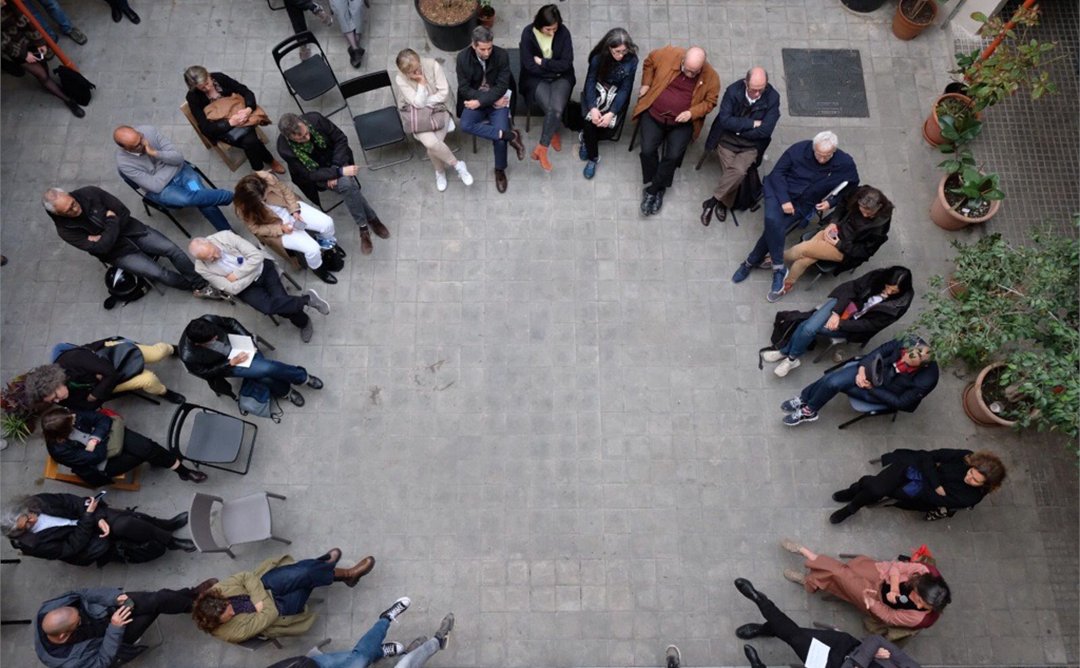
[1,1,1077,666]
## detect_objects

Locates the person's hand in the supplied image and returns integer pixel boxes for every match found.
[229,351,249,366]
[875,648,892,660]
[600,112,615,127]
[781,202,795,215]
[464,99,481,110]
[753,120,763,128]
[825,313,841,331]
[408,71,425,84]
[674,110,692,124]
[326,178,338,189]
[341,165,360,177]
[292,212,304,224]
[110,604,133,627]
[815,200,833,213]
[935,485,947,496]
[824,224,840,246]
[281,221,294,234]
[238,107,252,121]
[254,600,265,613]
[85,438,100,452]
[143,144,159,158]
[105,210,117,218]
[86,495,101,513]
[25,51,39,64]
[116,594,128,604]
[493,96,509,109]
[225,272,239,282]
[885,589,899,604]
[639,84,650,97]
[87,235,102,243]
[97,519,111,537]
[862,589,876,610]
[86,393,99,404]
[533,56,542,66]
[856,366,873,389]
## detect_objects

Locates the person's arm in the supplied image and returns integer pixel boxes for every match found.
[687,70,720,120]
[848,636,916,668]
[52,217,99,254]
[64,350,124,405]
[310,115,354,183]
[455,50,482,103]
[218,72,258,109]
[868,364,938,412]
[144,127,186,166]
[221,574,279,641]
[81,624,126,668]
[741,89,781,141]
[582,54,600,112]
[187,89,232,138]
[610,56,637,116]
[864,598,928,629]
[837,221,889,261]
[715,85,753,134]
[763,144,795,204]
[32,510,100,562]
[427,60,452,106]
[519,26,544,77]
[230,234,267,284]
[542,28,575,74]
[483,50,512,105]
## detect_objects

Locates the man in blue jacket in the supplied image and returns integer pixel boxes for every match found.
[700,67,780,226]
[780,338,938,426]
[732,131,859,302]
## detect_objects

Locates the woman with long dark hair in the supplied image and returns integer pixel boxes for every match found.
[578,28,638,179]
[519,4,576,172]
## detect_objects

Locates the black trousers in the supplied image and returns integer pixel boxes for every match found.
[638,113,693,192]
[122,587,199,644]
[754,596,861,668]
[105,509,174,546]
[840,462,911,512]
[582,118,618,161]
[221,127,275,170]
[238,259,310,329]
[283,0,316,33]
[104,430,178,477]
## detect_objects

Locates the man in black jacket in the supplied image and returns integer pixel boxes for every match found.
[455,26,525,194]
[43,186,214,296]
[781,338,938,426]
[277,111,389,256]
[700,67,780,225]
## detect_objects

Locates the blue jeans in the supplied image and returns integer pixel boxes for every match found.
[27,0,73,40]
[147,163,234,232]
[260,558,334,616]
[799,361,877,412]
[746,195,801,270]
[225,352,307,398]
[460,105,511,170]
[313,618,390,668]
[782,298,843,359]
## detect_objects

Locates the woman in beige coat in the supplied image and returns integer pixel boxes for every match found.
[394,48,473,192]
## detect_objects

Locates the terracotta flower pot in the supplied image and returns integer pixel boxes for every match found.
[922,93,976,147]
[962,363,1017,428]
[929,174,1001,230]
[892,0,937,40]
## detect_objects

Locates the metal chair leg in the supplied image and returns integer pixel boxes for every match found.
[282,272,302,291]
[271,535,292,545]
[695,151,709,171]
[837,413,871,430]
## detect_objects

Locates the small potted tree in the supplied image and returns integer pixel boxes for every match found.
[892,0,945,40]
[929,148,1003,229]
[911,226,1080,440]
[416,0,479,52]
[1,374,37,445]
[922,97,980,147]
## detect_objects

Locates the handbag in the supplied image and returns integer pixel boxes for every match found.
[99,408,125,458]
[399,103,449,134]
[204,93,271,127]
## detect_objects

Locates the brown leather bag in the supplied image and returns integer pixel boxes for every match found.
[204,93,271,126]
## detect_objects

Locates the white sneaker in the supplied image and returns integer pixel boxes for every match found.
[435,170,448,192]
[760,350,785,363]
[774,357,801,377]
[455,161,473,186]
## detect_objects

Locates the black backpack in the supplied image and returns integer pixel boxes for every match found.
[758,309,815,369]
[53,65,95,105]
[732,162,763,215]
[103,266,151,310]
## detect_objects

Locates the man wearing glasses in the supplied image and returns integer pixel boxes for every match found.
[631,45,720,216]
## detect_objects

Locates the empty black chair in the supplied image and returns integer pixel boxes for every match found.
[340,71,413,170]
[168,403,258,475]
[272,31,345,117]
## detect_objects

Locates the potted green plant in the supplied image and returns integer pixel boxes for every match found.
[477,0,495,29]
[416,0,478,52]
[910,226,1080,439]
[892,0,945,40]
[953,6,1060,112]
[922,95,980,147]
[929,148,1003,229]
[1,374,36,443]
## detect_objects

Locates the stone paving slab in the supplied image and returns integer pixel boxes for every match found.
[1,1,1077,667]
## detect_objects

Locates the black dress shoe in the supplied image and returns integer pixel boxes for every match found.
[123,7,141,24]
[160,512,189,531]
[735,623,772,639]
[169,537,197,552]
[830,505,856,524]
[312,265,338,284]
[288,389,305,407]
[715,203,728,222]
[743,644,766,668]
[640,189,656,216]
[111,6,122,22]
[700,200,714,226]
[494,169,508,193]
[65,100,85,118]
[306,374,324,390]
[649,188,665,215]
[734,578,765,604]
[832,485,858,503]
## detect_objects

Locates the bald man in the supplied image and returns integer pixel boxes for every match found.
[701,67,781,226]
[113,125,235,232]
[34,581,215,667]
[631,45,721,216]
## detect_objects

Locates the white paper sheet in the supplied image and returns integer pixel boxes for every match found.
[227,334,256,368]
[804,637,831,668]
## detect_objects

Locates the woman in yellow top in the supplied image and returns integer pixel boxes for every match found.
[518,4,576,172]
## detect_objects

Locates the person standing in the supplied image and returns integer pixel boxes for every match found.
[23,0,86,45]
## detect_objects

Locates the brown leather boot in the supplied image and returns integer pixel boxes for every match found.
[508,129,525,161]
[550,132,562,152]
[368,218,390,239]
[334,555,375,587]
[531,145,552,172]
[359,228,373,255]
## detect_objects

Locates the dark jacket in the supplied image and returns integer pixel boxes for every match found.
[840,634,922,668]
[852,339,939,413]
[454,44,513,117]
[45,410,116,487]
[10,494,113,567]
[825,267,913,343]
[35,587,138,668]
[880,448,987,512]
[276,111,354,193]
[518,23,576,100]
[185,72,258,142]
[179,315,254,397]
[704,78,781,160]
[266,658,318,668]
[0,5,44,64]
[53,339,144,411]
[581,52,638,118]
[830,186,893,273]
[49,187,151,263]
[764,139,859,213]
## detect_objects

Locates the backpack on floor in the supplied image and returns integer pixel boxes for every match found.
[320,247,344,272]
[112,537,169,564]
[103,267,151,310]
[758,309,815,369]
[53,65,95,106]
[732,162,763,215]
[237,377,283,423]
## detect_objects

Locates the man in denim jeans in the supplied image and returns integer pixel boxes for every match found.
[113,125,235,233]
[24,0,86,45]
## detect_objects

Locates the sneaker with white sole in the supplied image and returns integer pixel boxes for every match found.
[434,612,454,649]
[381,642,404,658]
[435,170,448,192]
[380,597,411,622]
[767,268,790,303]
[760,349,786,363]
[666,645,681,668]
[455,161,474,186]
[780,396,804,412]
[783,406,819,426]
[306,289,330,315]
[774,357,801,377]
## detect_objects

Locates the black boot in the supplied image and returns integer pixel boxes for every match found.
[735,622,773,639]
[832,483,860,503]
[169,537,197,552]
[743,644,766,668]
[153,512,189,531]
[312,264,338,284]
[734,578,767,604]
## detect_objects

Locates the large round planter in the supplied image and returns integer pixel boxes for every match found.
[841,0,889,13]
[922,93,976,147]
[962,363,1018,428]
[415,0,478,52]
[892,0,937,39]
[929,174,1001,230]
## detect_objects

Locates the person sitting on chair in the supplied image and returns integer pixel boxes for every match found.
[40,405,208,485]
[188,232,330,343]
[183,65,285,174]
[780,338,938,427]
[233,171,343,285]
[113,124,235,232]
[830,448,1006,524]
[518,4,576,173]
[24,337,187,411]
[700,66,780,226]
[761,266,913,378]
[3,492,194,566]
[191,551,381,644]
[578,27,639,180]
[455,26,526,194]
[34,579,218,668]
[780,185,893,292]
[732,131,859,302]
[732,579,923,668]
[178,314,323,407]
[44,186,217,298]
[276,112,390,256]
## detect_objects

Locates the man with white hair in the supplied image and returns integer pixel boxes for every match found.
[732,131,859,302]
[188,232,330,343]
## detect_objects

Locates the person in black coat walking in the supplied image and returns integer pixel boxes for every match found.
[762,266,913,378]
[518,4,575,172]
[830,448,1007,524]
[3,492,194,566]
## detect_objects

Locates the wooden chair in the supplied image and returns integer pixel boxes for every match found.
[181,102,270,172]
[42,455,141,491]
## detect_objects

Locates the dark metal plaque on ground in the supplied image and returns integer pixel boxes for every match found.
[782,48,869,118]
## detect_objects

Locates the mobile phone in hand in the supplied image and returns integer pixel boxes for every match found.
[122,598,135,611]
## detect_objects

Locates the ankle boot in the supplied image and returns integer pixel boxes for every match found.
[359,228,373,255]
[334,555,375,587]
[531,145,552,172]
[550,132,562,152]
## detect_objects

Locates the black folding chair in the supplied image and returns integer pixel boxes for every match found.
[272,31,345,116]
[340,71,413,170]
[168,403,258,475]
[117,161,218,238]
